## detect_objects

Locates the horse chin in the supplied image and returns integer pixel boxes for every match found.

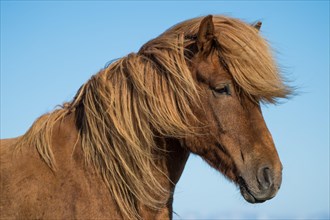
[237,177,272,204]
[239,185,267,204]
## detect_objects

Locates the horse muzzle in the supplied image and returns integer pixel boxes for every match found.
[238,166,282,203]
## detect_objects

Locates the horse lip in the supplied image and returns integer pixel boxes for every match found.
[239,185,266,204]
[238,177,268,204]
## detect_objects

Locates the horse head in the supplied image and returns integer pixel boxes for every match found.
[181,15,288,203]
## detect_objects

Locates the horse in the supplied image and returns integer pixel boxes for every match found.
[0,15,291,219]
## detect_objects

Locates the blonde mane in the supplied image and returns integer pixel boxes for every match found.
[168,16,291,103]
[15,15,291,220]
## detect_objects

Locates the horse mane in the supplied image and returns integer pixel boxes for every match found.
[15,15,291,220]
[168,16,291,103]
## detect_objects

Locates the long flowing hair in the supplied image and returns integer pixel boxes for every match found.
[15,15,291,219]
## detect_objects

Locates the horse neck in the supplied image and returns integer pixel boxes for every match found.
[139,138,189,218]
[52,112,190,187]
[50,112,82,168]
[49,113,190,218]
[162,138,190,185]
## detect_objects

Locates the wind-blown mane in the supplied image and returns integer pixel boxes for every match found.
[15,16,290,220]
[167,16,291,103]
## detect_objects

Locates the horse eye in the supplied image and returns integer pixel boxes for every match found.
[212,84,231,96]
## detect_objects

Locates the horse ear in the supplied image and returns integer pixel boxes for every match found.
[197,15,215,55]
[253,21,262,31]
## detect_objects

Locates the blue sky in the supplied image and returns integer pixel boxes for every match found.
[1,1,329,219]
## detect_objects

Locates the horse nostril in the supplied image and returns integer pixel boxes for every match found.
[257,167,273,190]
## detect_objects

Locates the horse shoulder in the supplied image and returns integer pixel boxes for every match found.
[0,136,54,218]
[0,114,119,219]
